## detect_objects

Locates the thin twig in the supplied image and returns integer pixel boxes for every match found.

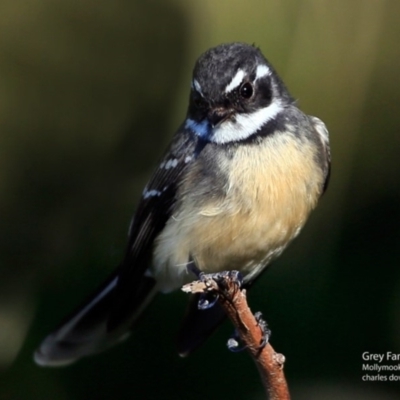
[182,276,290,400]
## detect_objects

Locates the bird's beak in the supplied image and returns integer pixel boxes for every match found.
[208,107,234,127]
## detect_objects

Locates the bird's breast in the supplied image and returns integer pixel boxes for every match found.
[153,132,325,292]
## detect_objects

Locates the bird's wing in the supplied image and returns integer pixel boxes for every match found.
[310,116,331,193]
[108,128,207,329]
[34,128,207,366]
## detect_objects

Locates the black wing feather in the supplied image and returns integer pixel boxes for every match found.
[108,128,205,329]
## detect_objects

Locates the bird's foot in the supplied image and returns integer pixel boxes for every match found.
[186,260,243,310]
[227,329,247,352]
[226,311,271,353]
[196,271,242,310]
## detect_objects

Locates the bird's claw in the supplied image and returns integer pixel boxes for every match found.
[186,258,243,310]
[196,270,243,310]
[197,292,219,310]
[226,312,271,353]
[254,311,271,348]
[226,329,247,352]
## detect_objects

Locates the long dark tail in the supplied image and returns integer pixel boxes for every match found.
[34,271,157,367]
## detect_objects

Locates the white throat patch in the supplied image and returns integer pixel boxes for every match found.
[212,101,283,144]
[186,101,284,144]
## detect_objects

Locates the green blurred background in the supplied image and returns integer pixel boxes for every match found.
[0,0,399,398]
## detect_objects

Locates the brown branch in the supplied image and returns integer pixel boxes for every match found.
[182,276,291,400]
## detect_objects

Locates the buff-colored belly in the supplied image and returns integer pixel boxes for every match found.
[152,134,323,292]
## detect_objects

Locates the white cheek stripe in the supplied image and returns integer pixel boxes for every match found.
[212,101,283,144]
[225,69,245,93]
[255,64,271,80]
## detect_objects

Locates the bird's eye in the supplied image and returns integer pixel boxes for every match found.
[239,82,254,99]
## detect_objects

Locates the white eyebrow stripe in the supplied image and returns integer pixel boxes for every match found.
[255,65,271,80]
[225,69,246,93]
[192,79,203,96]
